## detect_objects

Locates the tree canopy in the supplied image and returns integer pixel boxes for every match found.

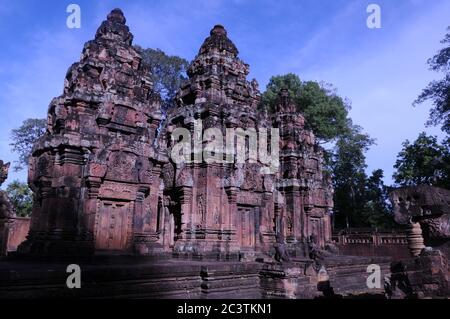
[362,169,396,229]
[414,27,450,135]
[260,74,396,229]
[135,46,189,111]
[330,127,395,229]
[8,52,402,230]
[6,180,33,217]
[10,118,46,171]
[393,132,450,188]
[331,125,375,228]
[261,73,350,143]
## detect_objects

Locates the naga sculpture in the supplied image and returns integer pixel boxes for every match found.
[390,185,450,256]
[389,185,450,298]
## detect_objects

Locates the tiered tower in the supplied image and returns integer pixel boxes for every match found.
[19,9,168,256]
[19,11,333,260]
[274,89,333,256]
[162,25,276,259]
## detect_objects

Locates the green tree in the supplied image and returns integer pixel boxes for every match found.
[6,180,33,217]
[331,125,375,228]
[10,118,46,171]
[261,73,350,142]
[136,46,189,111]
[414,27,450,135]
[393,132,450,188]
[362,169,396,229]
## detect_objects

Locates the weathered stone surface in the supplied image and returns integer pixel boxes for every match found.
[390,185,450,255]
[389,185,450,298]
[18,8,167,256]
[333,228,410,260]
[0,160,13,219]
[4,8,354,299]
[274,89,334,257]
[0,160,31,256]
[162,25,333,261]
[0,160,9,185]
[0,217,30,256]
[260,260,320,299]
[19,10,333,260]
[388,249,450,298]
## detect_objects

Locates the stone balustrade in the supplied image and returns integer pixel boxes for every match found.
[332,228,409,259]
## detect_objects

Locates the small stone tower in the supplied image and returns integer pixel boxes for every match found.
[19,9,168,256]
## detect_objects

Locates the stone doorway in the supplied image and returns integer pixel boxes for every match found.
[95,201,129,251]
[238,206,257,249]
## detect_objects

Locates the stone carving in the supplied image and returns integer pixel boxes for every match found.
[274,234,290,263]
[405,222,426,257]
[163,24,334,260]
[389,185,450,298]
[178,24,260,109]
[390,185,450,254]
[17,10,333,260]
[18,9,168,256]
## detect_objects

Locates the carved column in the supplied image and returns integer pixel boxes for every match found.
[179,186,193,240]
[225,186,239,245]
[407,222,425,257]
[292,187,302,242]
[84,177,101,242]
[132,186,152,253]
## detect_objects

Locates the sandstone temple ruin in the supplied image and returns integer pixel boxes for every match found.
[1,8,448,299]
[17,9,333,260]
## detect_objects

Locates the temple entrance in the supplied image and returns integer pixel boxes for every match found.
[238,206,257,249]
[95,201,129,250]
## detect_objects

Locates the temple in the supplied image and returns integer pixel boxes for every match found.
[0,9,403,299]
[18,10,334,260]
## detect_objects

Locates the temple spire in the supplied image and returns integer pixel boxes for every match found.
[198,24,238,56]
[95,8,133,45]
[276,88,297,113]
[107,8,126,24]
[179,24,259,108]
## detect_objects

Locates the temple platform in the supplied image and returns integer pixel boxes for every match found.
[0,255,391,299]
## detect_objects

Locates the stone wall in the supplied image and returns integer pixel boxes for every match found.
[0,160,31,256]
[0,217,30,255]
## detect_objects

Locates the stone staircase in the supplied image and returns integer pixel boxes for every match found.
[260,260,321,299]
[323,255,391,297]
[200,262,262,298]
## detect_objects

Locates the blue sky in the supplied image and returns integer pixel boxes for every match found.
[0,0,448,188]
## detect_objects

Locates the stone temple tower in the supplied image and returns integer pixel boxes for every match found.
[274,89,333,254]
[162,24,276,259]
[19,9,168,256]
[18,10,333,259]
